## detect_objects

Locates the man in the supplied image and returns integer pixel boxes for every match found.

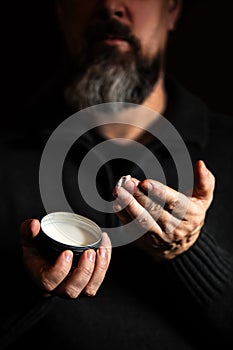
[0,0,232,349]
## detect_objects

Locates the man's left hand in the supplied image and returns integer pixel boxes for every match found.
[113,160,215,261]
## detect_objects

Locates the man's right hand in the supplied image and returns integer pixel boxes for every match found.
[20,219,111,298]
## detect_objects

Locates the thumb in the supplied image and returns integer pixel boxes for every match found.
[20,218,41,245]
[192,160,215,209]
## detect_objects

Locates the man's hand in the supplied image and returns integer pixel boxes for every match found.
[113,160,215,261]
[20,219,111,298]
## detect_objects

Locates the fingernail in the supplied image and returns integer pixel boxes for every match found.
[116,175,131,187]
[31,219,40,232]
[65,251,73,263]
[87,250,95,262]
[113,203,122,212]
[147,182,153,191]
[122,180,135,195]
[101,232,111,249]
[100,247,107,259]
[141,180,153,191]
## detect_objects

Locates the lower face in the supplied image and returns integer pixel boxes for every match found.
[64,23,163,111]
[62,2,170,110]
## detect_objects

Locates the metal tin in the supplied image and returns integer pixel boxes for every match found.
[37,212,102,263]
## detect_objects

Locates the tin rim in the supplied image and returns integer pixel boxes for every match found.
[40,211,102,249]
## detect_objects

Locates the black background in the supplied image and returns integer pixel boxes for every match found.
[2,0,233,129]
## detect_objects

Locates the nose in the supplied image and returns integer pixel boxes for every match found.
[98,0,128,20]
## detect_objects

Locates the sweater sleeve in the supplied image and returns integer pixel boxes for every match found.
[0,248,58,350]
[165,228,233,345]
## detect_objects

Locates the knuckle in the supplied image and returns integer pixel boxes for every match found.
[127,194,136,207]
[41,268,69,292]
[97,261,108,272]
[40,276,57,292]
[147,201,162,216]
[134,190,144,201]
[164,222,175,235]
[136,210,149,228]
[191,215,203,229]
[78,264,93,279]
[166,198,180,212]
[172,224,200,243]
[173,229,186,241]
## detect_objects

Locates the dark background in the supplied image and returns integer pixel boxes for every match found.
[2,0,233,129]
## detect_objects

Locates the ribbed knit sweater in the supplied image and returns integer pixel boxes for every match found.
[0,76,232,349]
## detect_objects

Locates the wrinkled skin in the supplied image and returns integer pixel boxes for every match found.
[113,160,215,261]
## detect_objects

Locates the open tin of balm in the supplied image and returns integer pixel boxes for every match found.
[37,212,102,264]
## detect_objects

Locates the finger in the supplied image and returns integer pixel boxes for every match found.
[20,219,40,245]
[20,218,75,293]
[130,177,140,187]
[84,232,112,296]
[120,181,163,220]
[99,232,111,266]
[114,185,163,235]
[114,201,150,242]
[121,178,184,227]
[113,202,132,225]
[37,250,74,292]
[56,249,96,298]
[139,179,190,219]
[20,218,49,275]
[192,160,215,209]
[129,183,182,234]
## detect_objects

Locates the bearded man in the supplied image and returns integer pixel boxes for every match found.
[0,1,233,349]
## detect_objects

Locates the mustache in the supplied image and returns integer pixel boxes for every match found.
[85,19,141,53]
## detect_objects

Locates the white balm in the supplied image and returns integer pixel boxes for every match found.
[42,221,96,246]
[116,175,131,187]
[41,212,102,247]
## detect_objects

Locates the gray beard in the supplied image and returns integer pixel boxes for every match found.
[64,48,161,111]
